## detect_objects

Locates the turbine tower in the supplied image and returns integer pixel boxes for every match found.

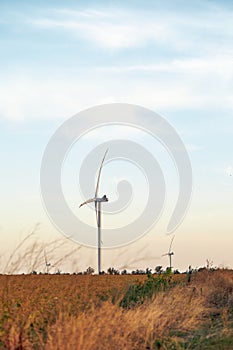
[79,149,109,275]
[162,235,175,270]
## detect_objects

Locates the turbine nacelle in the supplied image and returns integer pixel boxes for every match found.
[96,195,108,203]
[162,252,174,257]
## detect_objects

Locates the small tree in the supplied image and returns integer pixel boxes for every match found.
[165,267,172,274]
[107,267,120,275]
[107,267,114,275]
[155,266,163,274]
[85,266,94,275]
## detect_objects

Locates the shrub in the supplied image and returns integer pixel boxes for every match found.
[119,273,176,309]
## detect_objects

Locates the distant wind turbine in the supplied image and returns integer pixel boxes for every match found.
[162,235,175,270]
[44,249,51,274]
[79,149,109,275]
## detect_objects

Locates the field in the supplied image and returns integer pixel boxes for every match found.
[0,269,233,349]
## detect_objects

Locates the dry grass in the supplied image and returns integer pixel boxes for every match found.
[0,269,233,349]
[46,284,204,350]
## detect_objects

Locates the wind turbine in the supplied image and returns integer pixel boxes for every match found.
[79,149,109,275]
[162,235,175,270]
[44,249,51,274]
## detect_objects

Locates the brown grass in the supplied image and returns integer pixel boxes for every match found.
[46,284,204,350]
[0,269,233,349]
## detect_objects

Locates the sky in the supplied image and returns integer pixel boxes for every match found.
[0,0,233,273]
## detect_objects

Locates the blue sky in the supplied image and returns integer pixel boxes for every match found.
[0,0,233,272]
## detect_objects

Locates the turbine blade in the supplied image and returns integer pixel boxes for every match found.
[162,253,168,257]
[79,198,96,207]
[169,235,175,254]
[95,149,108,198]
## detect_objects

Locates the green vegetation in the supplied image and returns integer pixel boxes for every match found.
[120,271,177,308]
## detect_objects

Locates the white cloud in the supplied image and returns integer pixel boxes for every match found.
[225,166,233,177]
[28,5,233,53]
[1,5,233,121]
[96,55,233,80]
[0,61,233,122]
[31,16,169,49]
[53,8,111,19]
